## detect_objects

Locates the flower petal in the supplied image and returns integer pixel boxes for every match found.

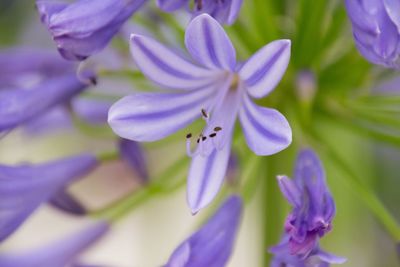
[276,175,301,207]
[119,138,148,182]
[0,73,92,132]
[157,0,186,12]
[0,154,97,242]
[108,87,215,142]
[239,95,292,156]
[0,221,108,267]
[316,249,347,264]
[239,40,291,98]
[130,34,213,90]
[49,189,87,216]
[384,0,400,28]
[166,196,242,267]
[187,138,232,214]
[185,14,236,70]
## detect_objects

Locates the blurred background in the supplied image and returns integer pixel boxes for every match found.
[0,1,400,266]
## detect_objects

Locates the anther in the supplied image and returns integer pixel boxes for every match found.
[209,133,217,138]
[214,126,222,132]
[201,108,208,119]
[186,133,192,139]
[202,136,207,141]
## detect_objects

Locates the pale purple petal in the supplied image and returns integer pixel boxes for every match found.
[165,195,242,267]
[0,154,97,242]
[0,73,92,132]
[226,0,243,25]
[187,138,232,214]
[316,250,347,264]
[277,175,301,207]
[130,34,214,90]
[239,39,291,98]
[239,95,292,156]
[157,0,186,12]
[108,88,215,142]
[0,222,109,267]
[185,14,236,71]
[384,0,400,28]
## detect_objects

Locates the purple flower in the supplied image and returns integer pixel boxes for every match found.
[157,0,243,25]
[0,154,97,242]
[0,221,109,267]
[119,138,149,182]
[108,14,292,213]
[270,149,345,266]
[0,72,94,132]
[345,0,400,68]
[49,189,87,216]
[36,0,147,61]
[164,195,242,267]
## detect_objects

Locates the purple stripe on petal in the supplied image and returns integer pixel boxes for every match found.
[239,95,292,156]
[0,154,97,242]
[157,0,186,12]
[187,137,232,214]
[108,88,215,142]
[239,40,291,98]
[0,221,109,267]
[185,14,236,71]
[130,34,213,90]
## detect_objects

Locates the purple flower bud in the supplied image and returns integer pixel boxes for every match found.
[0,72,94,132]
[0,221,109,267]
[165,195,242,267]
[270,149,345,266]
[118,138,149,182]
[157,0,243,25]
[345,0,400,68]
[0,154,98,242]
[36,0,147,61]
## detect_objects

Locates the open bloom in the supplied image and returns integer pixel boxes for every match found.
[270,149,345,266]
[108,14,292,213]
[0,154,97,242]
[0,221,108,267]
[345,0,400,68]
[36,0,146,61]
[165,195,242,267]
[157,0,243,25]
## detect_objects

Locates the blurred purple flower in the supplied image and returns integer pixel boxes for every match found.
[157,0,243,25]
[270,149,345,266]
[0,154,97,242]
[345,0,400,68]
[164,195,242,267]
[108,14,292,213]
[36,0,147,61]
[49,189,87,216]
[0,72,94,132]
[0,221,109,267]
[119,138,149,182]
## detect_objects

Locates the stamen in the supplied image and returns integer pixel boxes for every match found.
[209,133,217,138]
[201,108,208,119]
[186,133,192,139]
[214,126,222,132]
[202,136,207,141]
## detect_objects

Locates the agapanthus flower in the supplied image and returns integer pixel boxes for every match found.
[119,138,149,182]
[0,221,109,267]
[157,0,243,25]
[270,149,345,266]
[36,0,147,61]
[0,72,95,132]
[108,14,292,213]
[0,154,97,242]
[164,195,242,267]
[345,0,400,68]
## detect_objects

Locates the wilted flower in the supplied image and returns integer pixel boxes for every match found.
[36,0,147,61]
[0,221,109,267]
[108,14,292,213]
[157,0,243,25]
[0,154,97,242]
[345,0,400,68]
[270,149,345,266]
[164,195,242,267]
